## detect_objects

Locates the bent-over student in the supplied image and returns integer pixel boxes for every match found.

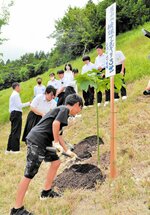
[22,85,57,142]
[10,94,83,215]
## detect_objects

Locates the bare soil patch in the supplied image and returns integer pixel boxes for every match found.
[53,135,105,191]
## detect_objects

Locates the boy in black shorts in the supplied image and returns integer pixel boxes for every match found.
[10,94,83,215]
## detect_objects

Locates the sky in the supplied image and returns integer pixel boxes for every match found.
[0,0,98,62]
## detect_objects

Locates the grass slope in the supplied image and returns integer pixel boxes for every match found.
[0,22,150,124]
[0,77,149,215]
[0,22,150,214]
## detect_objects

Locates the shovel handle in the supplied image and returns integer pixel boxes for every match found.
[46,146,72,158]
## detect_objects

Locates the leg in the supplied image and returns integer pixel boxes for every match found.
[44,160,61,190]
[97,91,102,104]
[7,111,22,151]
[82,90,88,106]
[14,177,31,209]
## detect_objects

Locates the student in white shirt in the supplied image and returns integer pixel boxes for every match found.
[6,82,30,153]
[72,68,79,93]
[82,56,95,107]
[115,50,127,100]
[47,73,60,90]
[56,70,66,106]
[63,63,76,101]
[95,44,110,107]
[34,77,46,97]
[22,86,57,142]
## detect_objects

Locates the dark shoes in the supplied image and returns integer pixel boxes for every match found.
[10,206,33,215]
[143,90,150,95]
[40,189,61,200]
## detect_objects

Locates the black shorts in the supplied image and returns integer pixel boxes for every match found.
[24,141,59,179]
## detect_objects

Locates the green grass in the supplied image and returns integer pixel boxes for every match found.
[0,22,150,124]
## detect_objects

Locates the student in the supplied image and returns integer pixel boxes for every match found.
[72,68,79,93]
[47,73,60,91]
[82,56,95,107]
[143,80,150,95]
[64,63,74,87]
[95,44,110,107]
[33,77,46,97]
[6,82,30,154]
[114,50,127,100]
[10,94,83,215]
[22,86,57,142]
[56,70,66,106]
[63,63,76,101]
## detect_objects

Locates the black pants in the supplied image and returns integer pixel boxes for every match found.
[82,86,94,106]
[114,65,127,99]
[7,111,22,151]
[22,111,42,142]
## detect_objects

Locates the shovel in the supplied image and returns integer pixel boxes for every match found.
[46,146,82,161]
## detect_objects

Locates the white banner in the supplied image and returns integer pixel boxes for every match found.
[105,3,116,77]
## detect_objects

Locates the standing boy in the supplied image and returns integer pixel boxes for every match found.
[6,82,30,154]
[10,94,83,215]
[95,45,110,107]
[115,50,127,100]
[82,56,95,107]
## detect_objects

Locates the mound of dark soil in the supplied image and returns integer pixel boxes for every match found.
[54,163,104,191]
[73,135,104,159]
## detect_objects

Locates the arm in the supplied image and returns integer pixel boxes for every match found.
[14,94,30,109]
[30,106,45,117]
[58,135,68,152]
[120,61,125,75]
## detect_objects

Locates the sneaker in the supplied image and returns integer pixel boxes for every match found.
[143,90,150,95]
[104,101,109,107]
[10,206,33,215]
[5,150,11,155]
[10,151,21,154]
[97,103,101,107]
[114,98,119,102]
[88,105,94,108]
[83,105,88,109]
[40,189,61,200]
[122,96,127,100]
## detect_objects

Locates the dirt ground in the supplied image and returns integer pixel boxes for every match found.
[53,135,106,191]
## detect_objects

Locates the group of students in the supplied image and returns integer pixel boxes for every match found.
[81,44,127,108]
[7,45,128,215]
[6,63,79,154]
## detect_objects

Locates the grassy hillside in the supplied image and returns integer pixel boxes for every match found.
[0,22,150,214]
[0,22,150,124]
[0,77,149,214]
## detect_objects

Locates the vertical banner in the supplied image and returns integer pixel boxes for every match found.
[106,3,117,179]
[105,3,116,77]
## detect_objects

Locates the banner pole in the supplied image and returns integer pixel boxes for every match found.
[110,76,117,178]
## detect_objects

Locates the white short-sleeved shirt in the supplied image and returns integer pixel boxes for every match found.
[116,51,126,65]
[31,94,57,114]
[81,62,96,74]
[34,85,46,97]
[64,71,75,87]
[47,79,60,89]
[57,77,66,90]
[9,90,30,113]
[95,53,106,69]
